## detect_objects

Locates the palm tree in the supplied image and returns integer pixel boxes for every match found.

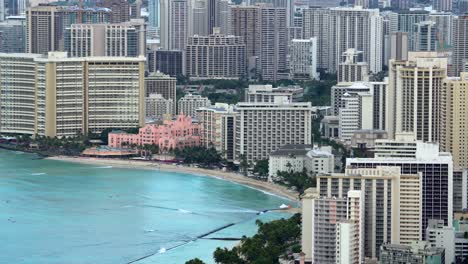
[239,154,249,176]
[286,162,293,172]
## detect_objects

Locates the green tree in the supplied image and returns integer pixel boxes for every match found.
[253,159,269,177]
[213,214,301,264]
[185,258,206,264]
[100,128,114,145]
[276,168,316,195]
[239,154,249,176]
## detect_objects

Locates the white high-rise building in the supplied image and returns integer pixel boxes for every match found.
[288,38,319,80]
[234,100,313,163]
[145,93,174,119]
[196,103,238,161]
[177,94,211,117]
[160,0,187,50]
[258,5,287,81]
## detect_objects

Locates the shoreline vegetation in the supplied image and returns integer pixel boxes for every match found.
[46,156,300,202]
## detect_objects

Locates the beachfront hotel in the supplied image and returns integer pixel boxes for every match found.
[0,52,145,138]
[196,103,238,161]
[234,99,313,163]
[108,114,200,151]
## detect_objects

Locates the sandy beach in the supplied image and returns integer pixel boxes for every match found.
[46,156,300,202]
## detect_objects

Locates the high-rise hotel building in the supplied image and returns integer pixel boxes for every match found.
[196,103,238,161]
[392,52,448,142]
[26,5,111,54]
[64,19,146,57]
[185,29,246,79]
[234,100,312,163]
[441,73,468,169]
[0,52,145,138]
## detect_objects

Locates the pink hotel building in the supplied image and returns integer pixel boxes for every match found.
[108,114,201,150]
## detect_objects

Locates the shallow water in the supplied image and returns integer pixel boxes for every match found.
[0,149,291,263]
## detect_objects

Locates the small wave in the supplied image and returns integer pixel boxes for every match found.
[144,229,156,233]
[158,247,166,254]
[203,209,259,214]
[122,205,134,208]
[178,209,191,214]
[14,151,25,154]
[139,194,153,200]
[31,173,46,175]
[95,166,112,169]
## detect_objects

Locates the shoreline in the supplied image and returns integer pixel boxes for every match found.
[46,156,300,202]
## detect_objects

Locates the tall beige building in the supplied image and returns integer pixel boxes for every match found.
[64,19,146,57]
[196,103,237,161]
[393,52,448,142]
[185,30,246,79]
[0,52,145,137]
[442,73,468,169]
[0,54,42,135]
[26,5,110,54]
[234,101,312,163]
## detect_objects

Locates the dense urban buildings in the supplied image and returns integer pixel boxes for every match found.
[318,166,423,258]
[347,135,453,239]
[26,5,110,54]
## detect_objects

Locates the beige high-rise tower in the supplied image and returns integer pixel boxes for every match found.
[0,52,145,138]
[393,52,448,142]
[441,72,468,169]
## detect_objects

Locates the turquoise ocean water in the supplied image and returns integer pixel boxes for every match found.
[0,149,292,264]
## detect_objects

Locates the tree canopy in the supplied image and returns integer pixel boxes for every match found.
[185,258,206,264]
[213,213,301,264]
